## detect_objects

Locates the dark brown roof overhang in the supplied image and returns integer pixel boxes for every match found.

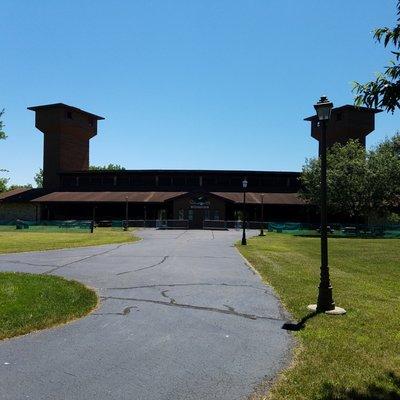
[27,103,104,120]
[304,104,382,121]
[30,191,306,205]
[31,191,187,203]
[0,188,47,203]
[211,192,306,205]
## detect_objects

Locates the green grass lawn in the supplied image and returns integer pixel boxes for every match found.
[0,272,97,340]
[0,228,138,254]
[239,234,400,400]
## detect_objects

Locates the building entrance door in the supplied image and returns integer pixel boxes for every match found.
[175,194,224,229]
[188,209,209,229]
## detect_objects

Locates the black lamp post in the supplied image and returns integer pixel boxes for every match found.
[308,96,345,315]
[259,193,265,236]
[124,196,129,231]
[241,178,248,245]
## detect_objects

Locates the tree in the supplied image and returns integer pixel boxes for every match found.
[366,133,400,219]
[300,140,369,217]
[0,178,8,193]
[375,131,400,156]
[0,109,5,141]
[299,137,400,220]
[7,184,33,190]
[0,109,8,193]
[89,164,125,171]
[34,168,43,188]
[353,1,400,113]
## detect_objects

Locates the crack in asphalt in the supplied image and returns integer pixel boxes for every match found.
[100,295,284,322]
[93,305,138,316]
[63,371,78,378]
[167,255,236,259]
[151,230,188,239]
[0,245,126,271]
[42,244,128,274]
[223,304,235,312]
[107,282,266,291]
[0,254,236,270]
[173,230,188,239]
[116,255,169,276]
[0,259,56,268]
[161,290,177,304]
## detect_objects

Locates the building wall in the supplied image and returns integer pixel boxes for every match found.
[60,170,301,193]
[0,203,38,221]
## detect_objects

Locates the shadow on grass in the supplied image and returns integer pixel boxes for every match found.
[281,311,318,331]
[293,234,396,240]
[321,372,400,399]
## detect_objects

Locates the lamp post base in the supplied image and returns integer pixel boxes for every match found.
[307,304,346,315]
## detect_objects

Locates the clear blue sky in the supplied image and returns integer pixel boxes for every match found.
[1,0,399,186]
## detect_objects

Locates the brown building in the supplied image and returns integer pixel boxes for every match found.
[0,103,380,228]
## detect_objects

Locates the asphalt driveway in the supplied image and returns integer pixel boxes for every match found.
[0,229,293,400]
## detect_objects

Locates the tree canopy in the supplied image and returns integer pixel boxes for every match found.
[34,169,43,188]
[7,184,33,191]
[89,164,125,171]
[0,109,5,141]
[353,1,400,113]
[0,109,8,192]
[0,178,7,193]
[299,135,400,221]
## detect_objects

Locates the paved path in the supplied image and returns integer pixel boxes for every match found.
[0,229,292,400]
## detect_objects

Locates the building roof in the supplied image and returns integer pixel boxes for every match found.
[31,191,187,203]
[0,188,47,203]
[304,104,382,121]
[212,192,306,205]
[27,103,105,120]
[30,190,306,205]
[59,169,300,176]
[0,188,30,200]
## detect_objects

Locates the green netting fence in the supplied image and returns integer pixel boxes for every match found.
[0,219,399,238]
[263,222,400,238]
[0,220,90,233]
[0,219,126,233]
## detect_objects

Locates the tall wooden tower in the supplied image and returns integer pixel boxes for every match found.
[28,103,104,189]
[304,105,381,154]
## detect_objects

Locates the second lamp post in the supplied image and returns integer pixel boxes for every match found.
[124,196,129,231]
[241,178,248,245]
[259,193,265,236]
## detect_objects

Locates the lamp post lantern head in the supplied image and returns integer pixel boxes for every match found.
[314,96,333,121]
[242,178,248,189]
